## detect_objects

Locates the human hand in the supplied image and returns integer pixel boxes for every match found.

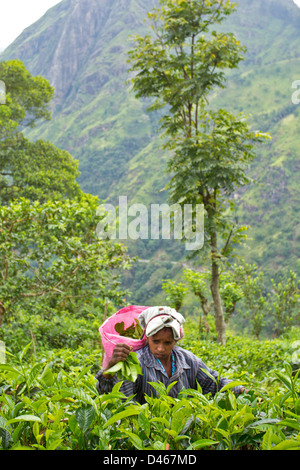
[104,343,132,377]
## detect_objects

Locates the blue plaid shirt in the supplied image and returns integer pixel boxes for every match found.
[96,344,242,403]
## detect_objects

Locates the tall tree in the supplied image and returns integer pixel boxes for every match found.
[128,0,269,344]
[0,60,81,203]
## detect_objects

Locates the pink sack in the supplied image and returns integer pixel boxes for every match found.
[99,305,148,369]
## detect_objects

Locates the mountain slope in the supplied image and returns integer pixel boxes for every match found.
[1,0,299,305]
[1,0,159,200]
[209,0,300,278]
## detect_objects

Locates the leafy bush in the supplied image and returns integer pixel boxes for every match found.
[0,308,102,353]
[0,334,299,450]
[0,196,131,325]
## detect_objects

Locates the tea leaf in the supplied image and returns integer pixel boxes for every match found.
[262,427,273,450]
[103,408,140,429]
[138,412,150,438]
[121,430,144,450]
[0,427,12,449]
[272,439,300,450]
[75,405,95,432]
[114,319,143,339]
[188,439,219,450]
[40,364,54,387]
[6,415,41,425]
[105,352,142,382]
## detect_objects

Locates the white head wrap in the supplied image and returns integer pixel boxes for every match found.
[138,306,185,341]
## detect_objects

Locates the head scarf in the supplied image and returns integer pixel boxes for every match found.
[138,306,185,341]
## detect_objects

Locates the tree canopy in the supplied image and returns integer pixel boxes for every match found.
[0,195,131,329]
[0,60,82,203]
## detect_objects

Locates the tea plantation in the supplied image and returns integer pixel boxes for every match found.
[0,323,299,450]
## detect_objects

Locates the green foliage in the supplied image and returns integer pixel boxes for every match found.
[0,308,102,353]
[128,0,244,120]
[231,263,299,338]
[1,138,82,203]
[162,263,299,341]
[161,279,188,310]
[269,270,300,337]
[162,267,244,338]
[219,271,244,320]
[0,60,82,203]
[0,195,132,348]
[105,352,143,383]
[232,262,269,338]
[114,319,143,339]
[0,331,299,450]
[183,268,212,316]
[0,59,53,127]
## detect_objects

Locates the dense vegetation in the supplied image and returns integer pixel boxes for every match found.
[0,0,299,452]
[0,322,299,450]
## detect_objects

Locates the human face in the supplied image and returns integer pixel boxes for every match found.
[147,328,176,362]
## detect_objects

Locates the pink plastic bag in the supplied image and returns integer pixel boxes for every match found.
[99,305,148,369]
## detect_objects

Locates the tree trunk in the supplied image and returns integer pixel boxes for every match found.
[0,301,5,328]
[211,259,226,345]
[210,229,227,345]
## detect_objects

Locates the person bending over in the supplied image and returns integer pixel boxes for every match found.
[96,306,245,404]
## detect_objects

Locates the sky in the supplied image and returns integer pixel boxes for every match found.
[0,0,300,51]
[0,0,62,51]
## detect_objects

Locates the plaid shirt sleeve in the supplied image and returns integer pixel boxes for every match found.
[95,369,142,398]
[194,357,241,395]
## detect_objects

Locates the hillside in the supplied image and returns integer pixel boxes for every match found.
[1,0,299,305]
[1,0,160,200]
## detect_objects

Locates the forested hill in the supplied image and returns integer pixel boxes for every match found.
[1,0,299,303]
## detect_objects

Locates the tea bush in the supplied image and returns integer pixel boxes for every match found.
[0,330,299,450]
